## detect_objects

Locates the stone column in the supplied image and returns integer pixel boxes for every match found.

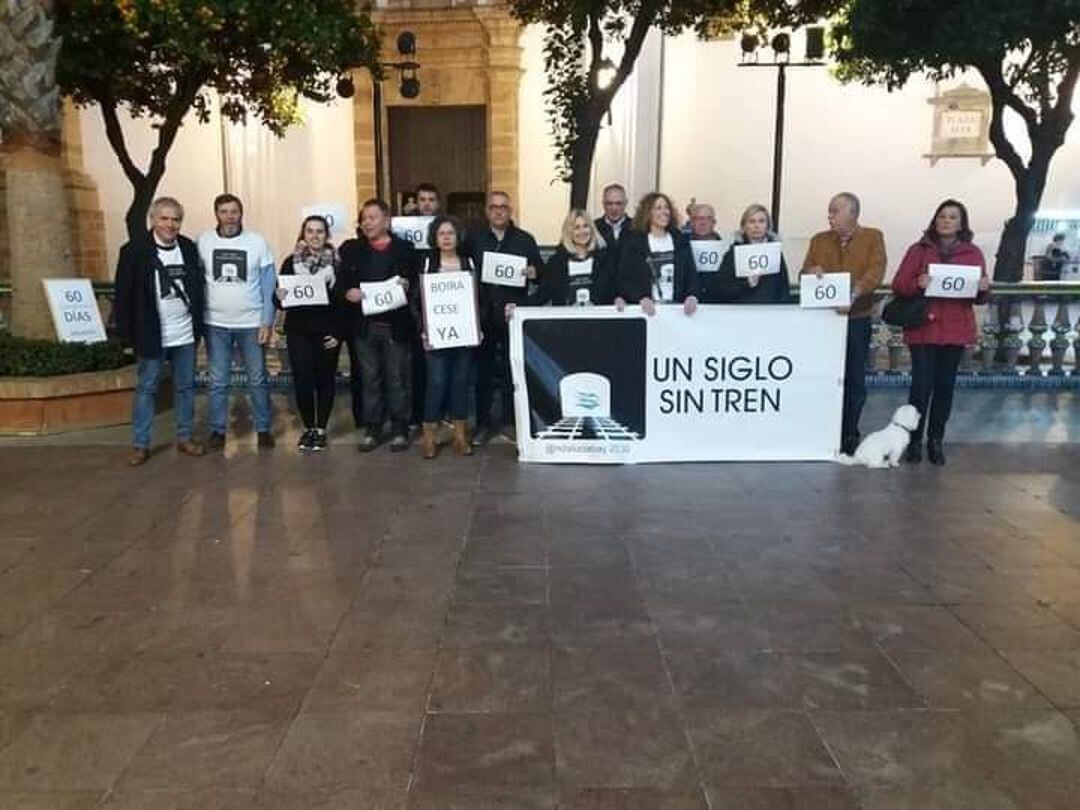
[2,146,78,339]
[61,101,108,281]
[477,9,524,201]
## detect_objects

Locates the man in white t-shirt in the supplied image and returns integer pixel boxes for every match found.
[197,194,277,450]
[114,196,207,466]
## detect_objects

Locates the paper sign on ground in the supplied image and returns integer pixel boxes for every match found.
[42,279,107,343]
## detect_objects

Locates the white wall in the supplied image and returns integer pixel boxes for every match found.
[651,32,1080,274]
[80,25,1080,275]
[81,95,357,274]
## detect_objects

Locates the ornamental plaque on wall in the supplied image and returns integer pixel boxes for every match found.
[925,82,994,166]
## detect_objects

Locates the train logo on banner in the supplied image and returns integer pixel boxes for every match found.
[520,317,648,448]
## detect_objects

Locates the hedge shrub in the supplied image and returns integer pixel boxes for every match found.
[0,334,132,377]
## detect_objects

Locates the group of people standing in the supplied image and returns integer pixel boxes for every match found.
[113,182,989,467]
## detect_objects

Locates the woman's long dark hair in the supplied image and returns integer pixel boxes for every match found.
[427,214,469,270]
[632,192,679,234]
[924,199,973,243]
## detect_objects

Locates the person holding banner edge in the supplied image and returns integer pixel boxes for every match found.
[275,215,343,452]
[470,191,544,446]
[509,209,612,311]
[339,199,417,452]
[801,192,886,455]
[704,204,791,304]
[615,192,699,316]
[417,215,479,458]
[892,199,989,465]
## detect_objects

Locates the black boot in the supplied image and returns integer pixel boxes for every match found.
[903,440,923,464]
[927,438,945,466]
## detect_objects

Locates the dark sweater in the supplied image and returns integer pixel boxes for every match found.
[275,255,345,338]
[700,239,792,304]
[337,233,417,341]
[529,246,614,306]
[616,228,698,304]
[595,215,630,255]
[113,232,205,359]
[468,223,545,331]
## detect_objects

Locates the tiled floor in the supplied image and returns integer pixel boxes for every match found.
[0,395,1079,808]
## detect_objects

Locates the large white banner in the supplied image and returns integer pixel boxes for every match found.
[509,306,847,464]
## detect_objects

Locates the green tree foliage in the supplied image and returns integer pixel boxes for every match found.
[56,0,380,239]
[509,0,840,208]
[833,0,1080,280]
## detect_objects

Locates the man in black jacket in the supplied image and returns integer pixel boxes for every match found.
[469,191,544,445]
[594,183,631,254]
[113,196,206,466]
[338,198,417,451]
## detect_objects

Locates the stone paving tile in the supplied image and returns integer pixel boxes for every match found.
[0,435,1077,802]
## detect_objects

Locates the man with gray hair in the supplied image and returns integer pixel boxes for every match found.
[802,192,886,455]
[594,183,631,252]
[114,197,207,466]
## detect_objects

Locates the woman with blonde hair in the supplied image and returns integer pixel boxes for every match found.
[512,209,613,311]
[615,192,698,316]
[704,203,792,304]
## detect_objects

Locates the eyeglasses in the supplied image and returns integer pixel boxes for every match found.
[488,204,510,211]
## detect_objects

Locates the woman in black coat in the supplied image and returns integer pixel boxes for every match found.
[615,192,698,317]
[704,203,792,304]
[275,215,344,452]
[520,208,613,309]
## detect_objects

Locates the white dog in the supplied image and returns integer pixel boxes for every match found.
[836,404,921,468]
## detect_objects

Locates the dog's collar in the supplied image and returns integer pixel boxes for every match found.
[891,419,914,432]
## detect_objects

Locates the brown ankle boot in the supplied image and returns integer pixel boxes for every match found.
[421,422,439,459]
[452,420,473,456]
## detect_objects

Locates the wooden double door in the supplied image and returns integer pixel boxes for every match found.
[388,105,487,226]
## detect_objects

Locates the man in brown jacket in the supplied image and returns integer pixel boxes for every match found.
[801,192,886,455]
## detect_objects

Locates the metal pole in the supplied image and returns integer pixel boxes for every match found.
[373,78,385,202]
[771,62,786,231]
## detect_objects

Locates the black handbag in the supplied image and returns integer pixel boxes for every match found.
[882,295,928,328]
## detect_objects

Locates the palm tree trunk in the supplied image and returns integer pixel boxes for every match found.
[3,148,77,339]
[0,1,77,339]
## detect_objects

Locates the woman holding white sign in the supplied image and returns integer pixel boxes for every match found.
[705,204,791,304]
[892,199,989,465]
[417,215,479,459]
[520,209,613,308]
[615,192,698,316]
[275,215,342,452]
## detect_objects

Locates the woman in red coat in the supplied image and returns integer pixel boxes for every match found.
[892,199,990,465]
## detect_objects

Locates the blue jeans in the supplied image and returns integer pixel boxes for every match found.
[424,347,475,422]
[133,343,195,449]
[207,326,272,433]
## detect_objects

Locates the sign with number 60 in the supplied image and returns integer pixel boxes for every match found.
[926,263,981,299]
[481,251,528,288]
[279,277,330,308]
[799,272,851,309]
[734,242,783,278]
[690,239,727,274]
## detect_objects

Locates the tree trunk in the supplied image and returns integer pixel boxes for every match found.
[993,147,1052,282]
[124,178,160,242]
[3,146,78,339]
[569,111,603,210]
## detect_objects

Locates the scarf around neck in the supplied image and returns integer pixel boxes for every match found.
[292,241,338,288]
